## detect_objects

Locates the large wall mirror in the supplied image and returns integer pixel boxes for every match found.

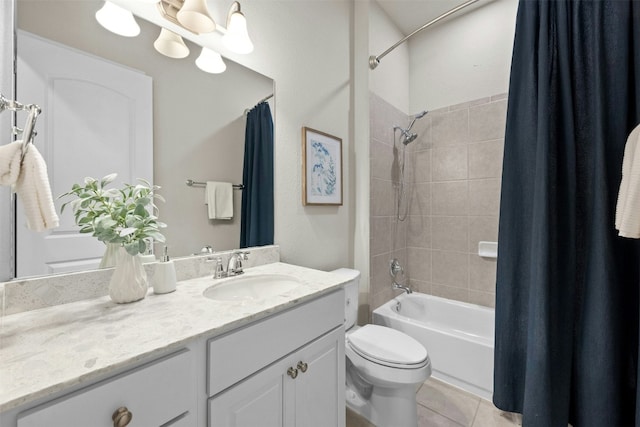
[10,0,275,279]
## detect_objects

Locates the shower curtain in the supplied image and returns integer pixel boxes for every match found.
[494,1,640,426]
[240,101,274,248]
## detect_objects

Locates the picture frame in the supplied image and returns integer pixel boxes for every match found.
[302,127,343,206]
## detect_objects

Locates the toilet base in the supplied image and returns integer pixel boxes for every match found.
[346,383,419,427]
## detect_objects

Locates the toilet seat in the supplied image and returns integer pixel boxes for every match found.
[347,325,428,369]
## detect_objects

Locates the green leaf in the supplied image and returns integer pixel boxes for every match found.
[78,216,92,225]
[101,173,118,187]
[119,227,137,237]
[124,241,140,256]
[79,226,93,234]
[134,204,147,217]
[146,231,166,242]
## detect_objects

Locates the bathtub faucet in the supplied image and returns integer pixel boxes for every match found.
[392,281,413,294]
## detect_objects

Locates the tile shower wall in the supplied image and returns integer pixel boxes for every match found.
[369,93,506,312]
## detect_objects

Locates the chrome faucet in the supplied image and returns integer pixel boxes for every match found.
[227,251,250,276]
[392,281,413,294]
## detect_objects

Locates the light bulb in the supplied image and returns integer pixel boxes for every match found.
[95,1,140,37]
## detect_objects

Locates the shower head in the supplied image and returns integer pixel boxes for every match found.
[402,132,418,145]
[407,110,428,132]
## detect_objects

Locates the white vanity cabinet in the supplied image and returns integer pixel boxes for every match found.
[16,349,195,427]
[207,290,345,427]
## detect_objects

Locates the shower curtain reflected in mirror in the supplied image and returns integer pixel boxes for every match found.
[494,1,640,425]
[240,101,274,248]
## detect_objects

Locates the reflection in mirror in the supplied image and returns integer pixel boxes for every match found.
[13,0,275,278]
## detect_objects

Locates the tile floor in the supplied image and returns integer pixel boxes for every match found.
[346,378,522,427]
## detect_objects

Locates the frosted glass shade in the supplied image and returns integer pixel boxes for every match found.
[177,0,216,33]
[95,1,140,37]
[153,29,190,59]
[223,10,253,54]
[195,48,226,74]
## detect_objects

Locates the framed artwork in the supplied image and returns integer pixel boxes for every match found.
[302,127,343,206]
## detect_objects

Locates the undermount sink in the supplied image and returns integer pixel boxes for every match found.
[203,274,303,302]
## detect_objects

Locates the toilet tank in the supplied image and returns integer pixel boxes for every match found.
[331,268,361,330]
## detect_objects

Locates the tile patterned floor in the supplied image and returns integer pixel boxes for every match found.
[346,378,522,427]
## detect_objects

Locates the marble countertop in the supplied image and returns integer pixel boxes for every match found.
[0,262,347,412]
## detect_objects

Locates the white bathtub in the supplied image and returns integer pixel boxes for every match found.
[373,293,495,400]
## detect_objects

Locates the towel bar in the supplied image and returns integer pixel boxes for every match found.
[186,179,244,190]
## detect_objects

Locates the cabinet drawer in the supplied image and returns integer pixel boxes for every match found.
[18,349,194,427]
[207,289,343,397]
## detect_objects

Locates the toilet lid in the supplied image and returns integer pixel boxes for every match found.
[347,325,428,366]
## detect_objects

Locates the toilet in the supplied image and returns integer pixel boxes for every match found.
[332,268,432,427]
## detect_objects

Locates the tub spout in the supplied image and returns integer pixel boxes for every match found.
[392,281,413,294]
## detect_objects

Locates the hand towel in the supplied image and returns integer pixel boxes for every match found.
[615,124,640,238]
[0,141,24,187]
[15,143,60,232]
[205,181,233,220]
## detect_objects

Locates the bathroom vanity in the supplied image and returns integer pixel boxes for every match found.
[0,262,346,427]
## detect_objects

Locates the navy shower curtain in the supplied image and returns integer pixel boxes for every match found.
[240,102,274,248]
[494,1,640,425]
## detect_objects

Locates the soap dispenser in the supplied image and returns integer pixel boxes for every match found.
[154,246,177,294]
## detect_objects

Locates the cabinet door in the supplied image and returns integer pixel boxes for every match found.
[208,360,288,427]
[208,326,345,427]
[291,327,345,427]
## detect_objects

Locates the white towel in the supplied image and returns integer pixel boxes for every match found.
[205,181,233,220]
[0,141,23,187]
[615,124,640,238]
[14,143,59,232]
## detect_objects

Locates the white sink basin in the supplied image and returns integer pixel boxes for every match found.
[203,274,303,302]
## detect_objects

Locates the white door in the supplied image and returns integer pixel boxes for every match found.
[16,31,152,277]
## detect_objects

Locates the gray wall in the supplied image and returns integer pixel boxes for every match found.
[0,0,15,282]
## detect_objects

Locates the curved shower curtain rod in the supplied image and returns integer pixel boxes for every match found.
[369,0,479,70]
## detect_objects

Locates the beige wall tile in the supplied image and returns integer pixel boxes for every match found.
[432,250,468,287]
[371,178,395,216]
[409,278,431,294]
[432,108,469,146]
[468,140,504,179]
[468,216,499,253]
[468,179,500,216]
[469,100,507,142]
[491,93,508,101]
[411,116,432,152]
[408,247,432,283]
[431,283,470,302]
[371,285,396,311]
[408,149,431,183]
[432,146,468,181]
[468,290,495,308]
[409,182,432,216]
[432,181,468,215]
[391,216,408,251]
[469,255,497,293]
[371,140,394,181]
[432,216,468,252]
[370,216,392,256]
[370,253,391,296]
[407,215,431,249]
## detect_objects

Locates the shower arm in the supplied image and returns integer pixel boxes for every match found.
[369,0,479,70]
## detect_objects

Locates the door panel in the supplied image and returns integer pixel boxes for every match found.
[16,31,152,277]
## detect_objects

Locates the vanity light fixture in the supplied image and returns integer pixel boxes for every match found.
[95,1,141,37]
[195,47,226,74]
[223,1,253,54]
[177,0,216,33]
[153,28,190,58]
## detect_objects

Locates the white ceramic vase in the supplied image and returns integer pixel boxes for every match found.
[99,243,120,269]
[109,246,149,304]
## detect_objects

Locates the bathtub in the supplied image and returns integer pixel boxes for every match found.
[373,293,494,400]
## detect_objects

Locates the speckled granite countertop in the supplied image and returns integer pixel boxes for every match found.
[0,262,346,412]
